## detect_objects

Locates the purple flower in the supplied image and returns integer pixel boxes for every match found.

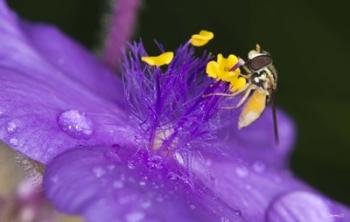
[0,1,349,221]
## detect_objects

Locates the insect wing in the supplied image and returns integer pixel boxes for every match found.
[238,90,267,129]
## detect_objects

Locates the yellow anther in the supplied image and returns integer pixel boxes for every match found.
[191,30,214,47]
[141,52,174,67]
[206,53,241,83]
[230,77,246,92]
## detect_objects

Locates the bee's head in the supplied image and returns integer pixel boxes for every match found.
[247,44,273,71]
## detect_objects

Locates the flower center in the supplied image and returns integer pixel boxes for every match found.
[123,42,228,152]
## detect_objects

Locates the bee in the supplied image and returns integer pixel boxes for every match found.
[236,44,279,142]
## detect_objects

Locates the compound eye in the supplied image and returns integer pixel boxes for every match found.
[249,55,272,71]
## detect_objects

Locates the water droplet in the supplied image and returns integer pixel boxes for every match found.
[125,211,144,222]
[139,181,146,186]
[7,121,18,133]
[235,166,248,178]
[141,200,152,209]
[220,216,230,222]
[112,180,124,189]
[233,209,242,216]
[9,138,18,146]
[253,161,266,173]
[92,167,105,178]
[189,204,196,210]
[57,109,93,139]
[127,161,135,170]
[147,155,163,169]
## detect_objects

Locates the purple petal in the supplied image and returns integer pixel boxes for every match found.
[0,64,135,163]
[44,146,244,222]
[0,2,137,163]
[214,107,296,167]
[0,1,123,102]
[189,151,350,222]
[266,191,350,222]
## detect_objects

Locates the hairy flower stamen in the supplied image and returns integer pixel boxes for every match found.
[123,41,227,152]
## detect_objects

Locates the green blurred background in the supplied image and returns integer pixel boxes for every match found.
[7,0,350,205]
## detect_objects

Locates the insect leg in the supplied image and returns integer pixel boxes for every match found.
[202,90,242,98]
[241,65,252,76]
[203,81,251,98]
[220,85,255,109]
[235,85,255,108]
[271,93,279,144]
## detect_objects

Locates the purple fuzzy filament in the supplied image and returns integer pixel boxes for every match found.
[122,42,229,152]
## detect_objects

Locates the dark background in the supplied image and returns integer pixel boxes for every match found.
[8,0,350,205]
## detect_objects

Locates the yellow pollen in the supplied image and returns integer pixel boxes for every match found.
[191,30,214,47]
[206,53,247,92]
[141,52,174,67]
[230,77,246,92]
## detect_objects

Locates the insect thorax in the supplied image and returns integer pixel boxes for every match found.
[250,64,277,98]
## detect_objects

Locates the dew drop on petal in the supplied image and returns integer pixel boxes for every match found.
[235,166,248,178]
[125,211,144,222]
[7,121,18,133]
[9,137,18,146]
[147,155,163,169]
[141,200,152,209]
[57,109,93,139]
[233,209,242,216]
[252,161,266,173]
[220,216,230,222]
[127,161,136,170]
[92,167,106,178]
